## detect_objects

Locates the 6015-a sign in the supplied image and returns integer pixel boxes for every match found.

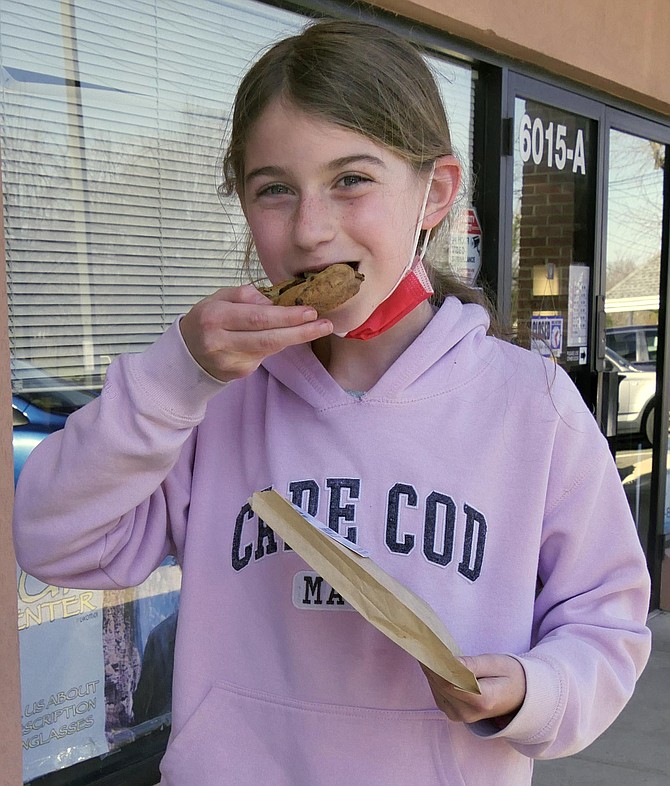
[519,113,586,175]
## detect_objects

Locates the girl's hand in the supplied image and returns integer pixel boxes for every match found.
[421,654,526,729]
[179,284,333,383]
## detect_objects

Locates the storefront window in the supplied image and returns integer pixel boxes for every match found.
[430,57,476,284]
[3,0,308,780]
[2,2,475,781]
[605,129,665,554]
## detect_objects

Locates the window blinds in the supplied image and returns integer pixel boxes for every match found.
[1,0,474,386]
[1,0,306,383]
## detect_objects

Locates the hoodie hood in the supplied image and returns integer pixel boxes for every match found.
[261,297,492,409]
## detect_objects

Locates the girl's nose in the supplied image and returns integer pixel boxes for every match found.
[292,194,337,250]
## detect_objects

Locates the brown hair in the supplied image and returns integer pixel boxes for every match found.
[221,18,499,327]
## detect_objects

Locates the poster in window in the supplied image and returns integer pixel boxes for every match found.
[18,560,180,782]
[18,571,108,780]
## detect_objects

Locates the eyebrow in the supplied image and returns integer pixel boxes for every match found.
[245,154,386,185]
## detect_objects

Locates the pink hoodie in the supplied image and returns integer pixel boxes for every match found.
[13,297,651,785]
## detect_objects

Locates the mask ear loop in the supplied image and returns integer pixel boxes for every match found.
[406,162,436,274]
[416,227,432,265]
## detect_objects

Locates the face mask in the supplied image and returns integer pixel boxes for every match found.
[341,165,435,341]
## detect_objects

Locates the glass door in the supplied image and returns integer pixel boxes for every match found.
[506,77,606,430]
[511,95,599,375]
[506,78,670,607]
[605,128,665,546]
[602,112,670,610]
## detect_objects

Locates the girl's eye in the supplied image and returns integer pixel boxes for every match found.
[338,174,370,188]
[258,183,292,197]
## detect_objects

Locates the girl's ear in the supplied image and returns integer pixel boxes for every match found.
[422,155,462,230]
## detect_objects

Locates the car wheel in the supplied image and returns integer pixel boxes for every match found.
[643,403,655,446]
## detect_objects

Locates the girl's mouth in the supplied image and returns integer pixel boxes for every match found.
[259,263,365,315]
[301,260,359,276]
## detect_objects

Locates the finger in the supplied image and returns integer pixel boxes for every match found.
[424,673,493,723]
[228,319,333,355]
[423,683,480,724]
[206,301,321,333]
[420,663,479,701]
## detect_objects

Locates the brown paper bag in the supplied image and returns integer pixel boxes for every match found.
[250,489,480,694]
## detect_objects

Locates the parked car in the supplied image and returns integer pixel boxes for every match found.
[604,347,657,444]
[12,358,98,486]
[605,325,658,371]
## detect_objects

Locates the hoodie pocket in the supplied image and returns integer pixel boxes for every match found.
[160,680,466,786]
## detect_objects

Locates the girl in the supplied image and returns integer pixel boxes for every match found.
[13,19,651,786]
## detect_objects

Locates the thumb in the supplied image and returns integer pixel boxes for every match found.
[456,654,479,671]
[457,653,502,677]
[238,283,272,305]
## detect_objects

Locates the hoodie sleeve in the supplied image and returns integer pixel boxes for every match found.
[12,319,227,589]
[477,374,652,758]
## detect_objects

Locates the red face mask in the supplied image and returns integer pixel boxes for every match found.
[340,166,435,341]
[344,256,433,340]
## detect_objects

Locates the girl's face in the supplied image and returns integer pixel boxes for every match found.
[240,99,437,334]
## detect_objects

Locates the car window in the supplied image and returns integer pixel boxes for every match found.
[607,331,637,363]
[605,347,639,372]
[645,329,658,362]
[606,327,658,366]
[11,359,97,416]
